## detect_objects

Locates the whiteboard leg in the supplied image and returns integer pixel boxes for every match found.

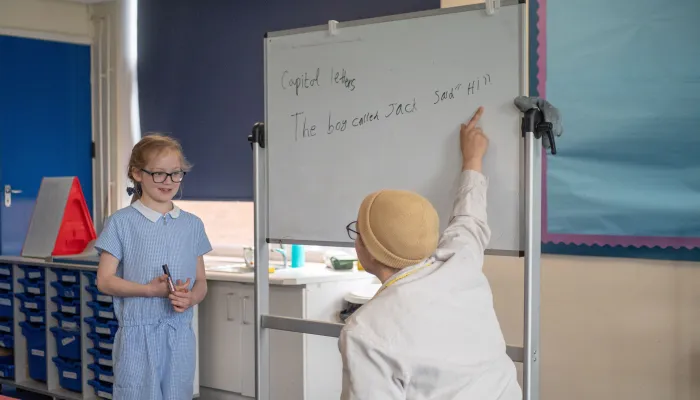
[523,132,542,400]
[252,124,271,400]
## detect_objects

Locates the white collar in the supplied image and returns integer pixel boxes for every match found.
[131,200,181,222]
[375,257,435,296]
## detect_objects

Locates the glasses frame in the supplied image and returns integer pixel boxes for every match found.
[140,168,187,183]
[346,221,358,240]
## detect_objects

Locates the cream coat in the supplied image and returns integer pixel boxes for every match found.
[339,170,521,400]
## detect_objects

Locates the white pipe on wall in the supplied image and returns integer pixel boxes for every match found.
[97,17,105,228]
[106,14,113,217]
[111,0,141,210]
[125,0,140,150]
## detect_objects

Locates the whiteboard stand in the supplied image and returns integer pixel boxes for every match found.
[250,119,543,400]
[250,121,271,400]
[523,108,543,400]
[250,2,541,399]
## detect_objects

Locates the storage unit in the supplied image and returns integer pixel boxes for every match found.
[16,265,47,385]
[53,357,82,392]
[0,263,13,381]
[49,268,83,394]
[50,327,81,360]
[0,256,201,400]
[84,270,115,399]
[20,322,46,382]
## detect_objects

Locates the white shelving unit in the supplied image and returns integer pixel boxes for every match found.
[5,262,103,399]
[0,256,201,400]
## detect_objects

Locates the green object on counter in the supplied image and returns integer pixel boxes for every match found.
[330,256,356,270]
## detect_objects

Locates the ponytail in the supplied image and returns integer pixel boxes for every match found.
[127,183,142,204]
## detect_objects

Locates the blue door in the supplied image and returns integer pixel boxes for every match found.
[0,35,93,255]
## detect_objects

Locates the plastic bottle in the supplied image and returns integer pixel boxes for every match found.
[291,244,305,268]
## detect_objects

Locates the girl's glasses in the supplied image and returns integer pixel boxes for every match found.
[141,169,186,183]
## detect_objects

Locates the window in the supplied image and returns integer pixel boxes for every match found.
[176,200,356,264]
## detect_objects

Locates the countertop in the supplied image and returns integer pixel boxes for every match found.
[199,255,374,285]
[0,255,375,286]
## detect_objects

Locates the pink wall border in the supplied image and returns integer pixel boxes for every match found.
[536,0,699,249]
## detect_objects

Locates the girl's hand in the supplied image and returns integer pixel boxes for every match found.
[174,278,191,292]
[169,290,193,312]
[170,278,193,312]
[147,274,170,298]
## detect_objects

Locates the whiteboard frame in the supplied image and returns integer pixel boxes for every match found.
[254,2,540,400]
[263,0,526,257]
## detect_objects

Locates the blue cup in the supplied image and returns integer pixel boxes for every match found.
[291,245,305,268]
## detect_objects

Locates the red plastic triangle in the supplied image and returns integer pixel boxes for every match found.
[52,177,97,256]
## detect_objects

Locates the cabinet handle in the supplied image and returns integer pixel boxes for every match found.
[226,293,236,321]
[242,296,250,325]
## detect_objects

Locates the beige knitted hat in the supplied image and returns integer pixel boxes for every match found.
[357,190,439,269]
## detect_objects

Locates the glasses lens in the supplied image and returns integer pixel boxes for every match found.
[152,172,167,183]
[172,171,185,183]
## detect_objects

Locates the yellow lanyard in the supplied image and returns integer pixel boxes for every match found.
[374,259,435,297]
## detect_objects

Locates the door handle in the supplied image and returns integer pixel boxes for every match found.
[226,293,236,321]
[242,296,250,325]
[4,185,22,207]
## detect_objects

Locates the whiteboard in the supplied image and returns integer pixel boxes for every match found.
[264,2,526,255]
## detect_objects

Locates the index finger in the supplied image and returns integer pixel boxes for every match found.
[465,106,484,130]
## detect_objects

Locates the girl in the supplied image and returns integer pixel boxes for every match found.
[95,134,211,400]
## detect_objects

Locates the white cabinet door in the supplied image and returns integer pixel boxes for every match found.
[269,286,305,400]
[224,283,307,399]
[239,285,256,397]
[199,281,243,393]
[239,284,306,400]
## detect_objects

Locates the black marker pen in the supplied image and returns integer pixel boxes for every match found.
[162,264,176,292]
